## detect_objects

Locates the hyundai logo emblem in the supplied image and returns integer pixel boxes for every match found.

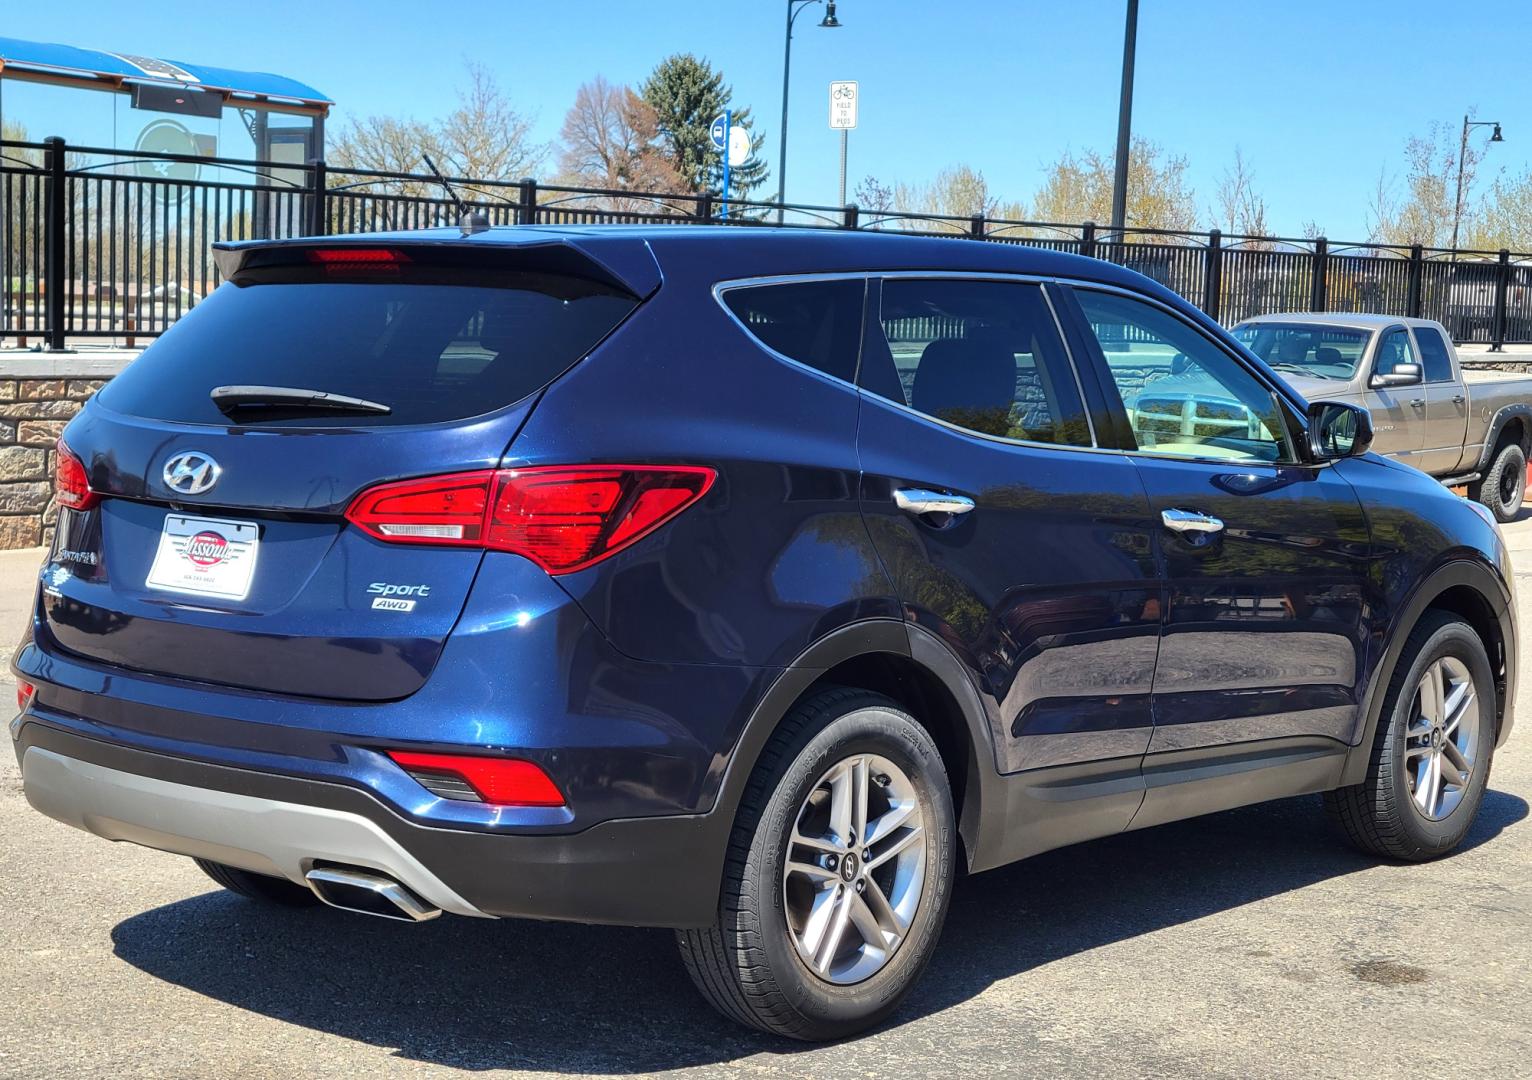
[163,451,221,496]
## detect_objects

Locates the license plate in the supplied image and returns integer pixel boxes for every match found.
[145,514,260,601]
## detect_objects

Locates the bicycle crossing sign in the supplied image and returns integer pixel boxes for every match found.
[829,81,858,129]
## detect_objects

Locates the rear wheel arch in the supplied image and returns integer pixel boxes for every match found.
[712,620,995,879]
[1497,415,1529,455]
[1341,561,1513,786]
[1476,405,1532,471]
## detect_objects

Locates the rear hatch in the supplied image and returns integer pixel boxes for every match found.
[42,236,652,700]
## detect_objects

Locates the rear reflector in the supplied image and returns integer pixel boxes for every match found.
[346,464,715,574]
[16,680,34,712]
[55,439,97,511]
[387,750,565,807]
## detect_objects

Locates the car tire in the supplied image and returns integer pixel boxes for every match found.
[1472,441,1525,523]
[194,858,321,907]
[677,687,956,1041]
[1323,612,1496,861]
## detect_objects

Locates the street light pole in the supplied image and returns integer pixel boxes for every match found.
[1451,115,1504,255]
[1109,0,1139,237]
[776,0,841,224]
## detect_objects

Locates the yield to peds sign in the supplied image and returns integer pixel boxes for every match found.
[829,81,858,129]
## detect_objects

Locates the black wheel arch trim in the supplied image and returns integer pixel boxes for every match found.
[1340,557,1517,786]
[710,618,1001,874]
[1474,402,1532,473]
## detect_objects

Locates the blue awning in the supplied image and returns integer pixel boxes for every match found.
[0,36,330,110]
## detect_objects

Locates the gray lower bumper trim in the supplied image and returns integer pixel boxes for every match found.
[21,746,489,918]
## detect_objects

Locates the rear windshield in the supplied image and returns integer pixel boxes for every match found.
[99,254,638,427]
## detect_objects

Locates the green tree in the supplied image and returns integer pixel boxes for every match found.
[640,54,768,199]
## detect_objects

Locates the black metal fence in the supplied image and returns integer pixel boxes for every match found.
[5,136,1532,349]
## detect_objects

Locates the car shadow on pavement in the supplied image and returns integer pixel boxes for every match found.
[111,788,1527,1072]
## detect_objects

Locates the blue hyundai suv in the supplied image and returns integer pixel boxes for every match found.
[12,226,1517,1039]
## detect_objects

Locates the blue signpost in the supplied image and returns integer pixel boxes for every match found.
[710,110,731,219]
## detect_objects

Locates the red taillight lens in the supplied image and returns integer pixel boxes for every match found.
[55,439,97,511]
[387,750,564,807]
[345,465,715,574]
[17,680,34,712]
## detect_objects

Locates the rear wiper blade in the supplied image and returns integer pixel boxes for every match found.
[210,385,392,415]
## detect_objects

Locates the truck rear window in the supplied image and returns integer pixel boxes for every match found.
[99,257,638,427]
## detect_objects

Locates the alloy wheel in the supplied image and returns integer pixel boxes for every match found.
[782,753,927,985]
[1404,655,1481,821]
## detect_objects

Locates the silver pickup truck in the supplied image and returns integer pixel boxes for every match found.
[1232,313,1532,521]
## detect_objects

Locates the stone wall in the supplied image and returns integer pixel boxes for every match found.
[0,355,128,550]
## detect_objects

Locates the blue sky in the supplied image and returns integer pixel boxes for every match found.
[3,0,1529,240]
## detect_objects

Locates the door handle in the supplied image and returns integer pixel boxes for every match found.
[1453,394,1466,405]
[1409,398,1426,409]
[1161,508,1224,535]
[893,488,975,516]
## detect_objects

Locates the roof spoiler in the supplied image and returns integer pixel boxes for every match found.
[212,235,663,298]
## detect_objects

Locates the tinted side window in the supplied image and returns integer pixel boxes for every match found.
[1375,329,1419,377]
[859,279,1090,447]
[1075,289,1293,464]
[1415,328,1455,382]
[721,279,865,382]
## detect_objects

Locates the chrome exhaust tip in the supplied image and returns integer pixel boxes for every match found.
[304,866,441,922]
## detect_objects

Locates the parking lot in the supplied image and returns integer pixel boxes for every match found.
[2,520,1531,1080]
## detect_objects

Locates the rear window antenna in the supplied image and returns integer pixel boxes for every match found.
[421,153,490,236]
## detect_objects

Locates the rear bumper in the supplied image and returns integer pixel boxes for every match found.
[13,722,730,928]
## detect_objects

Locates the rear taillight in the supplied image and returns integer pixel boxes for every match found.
[55,439,97,511]
[387,750,564,807]
[17,680,34,712]
[345,465,715,574]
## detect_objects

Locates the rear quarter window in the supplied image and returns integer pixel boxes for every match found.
[1414,327,1455,382]
[720,279,865,383]
[99,256,638,427]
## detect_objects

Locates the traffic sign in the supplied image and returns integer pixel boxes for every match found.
[710,113,730,151]
[727,126,751,167]
[829,81,858,130]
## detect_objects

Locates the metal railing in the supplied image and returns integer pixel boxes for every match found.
[4,136,1531,348]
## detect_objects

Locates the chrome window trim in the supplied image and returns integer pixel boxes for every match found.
[712,269,1331,468]
[711,273,871,395]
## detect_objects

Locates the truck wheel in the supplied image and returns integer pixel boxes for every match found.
[1323,612,1495,861]
[677,687,956,1040]
[1473,441,1525,523]
[194,858,320,907]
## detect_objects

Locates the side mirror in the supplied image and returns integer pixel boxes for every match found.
[1307,400,1374,461]
[1370,362,1422,388]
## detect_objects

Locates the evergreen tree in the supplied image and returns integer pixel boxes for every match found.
[640,54,769,199]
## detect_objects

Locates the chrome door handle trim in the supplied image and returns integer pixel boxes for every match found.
[893,488,976,516]
[1409,398,1426,408]
[1161,508,1224,534]
[1452,395,1466,405]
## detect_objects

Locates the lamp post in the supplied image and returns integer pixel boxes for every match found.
[777,0,841,223]
[1109,0,1139,237]
[1450,116,1503,255]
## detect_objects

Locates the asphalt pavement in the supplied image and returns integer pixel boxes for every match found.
[2,520,1531,1079]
